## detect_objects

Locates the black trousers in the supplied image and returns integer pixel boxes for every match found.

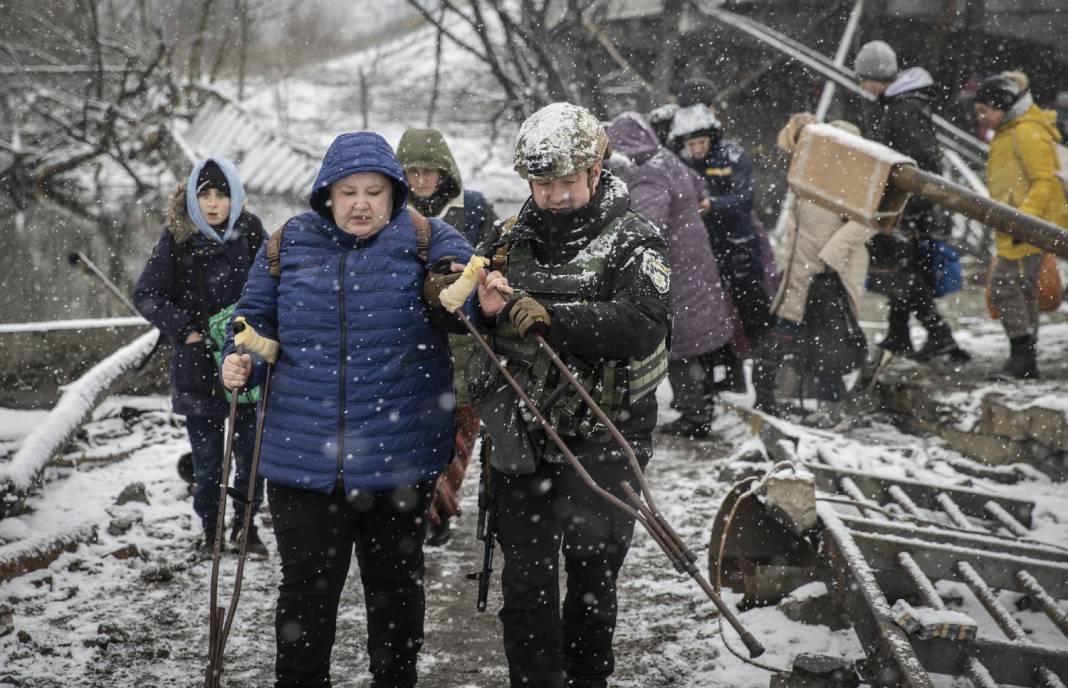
[268,479,435,688]
[714,239,771,343]
[185,408,264,535]
[491,439,652,688]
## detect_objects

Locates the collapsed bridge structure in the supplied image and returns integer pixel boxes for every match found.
[713,411,1068,687]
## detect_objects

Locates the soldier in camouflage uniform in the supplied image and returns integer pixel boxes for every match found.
[471,102,672,688]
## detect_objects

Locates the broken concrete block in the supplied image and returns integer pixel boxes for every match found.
[115,482,149,506]
[770,653,861,687]
[778,582,850,631]
[140,563,173,583]
[108,544,143,561]
[107,515,140,536]
[763,470,818,535]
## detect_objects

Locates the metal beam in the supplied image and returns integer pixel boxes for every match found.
[840,515,1068,564]
[804,463,1035,527]
[818,504,935,688]
[851,530,1068,598]
[911,636,1068,686]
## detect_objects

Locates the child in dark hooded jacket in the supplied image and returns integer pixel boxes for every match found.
[132,158,267,556]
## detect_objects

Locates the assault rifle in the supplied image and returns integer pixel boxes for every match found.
[466,436,494,612]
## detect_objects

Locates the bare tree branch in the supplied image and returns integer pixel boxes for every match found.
[426,5,445,126]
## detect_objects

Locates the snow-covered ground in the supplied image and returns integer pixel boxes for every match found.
[2,374,1067,686]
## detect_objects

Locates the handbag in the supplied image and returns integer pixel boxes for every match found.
[801,271,868,378]
[985,253,1062,319]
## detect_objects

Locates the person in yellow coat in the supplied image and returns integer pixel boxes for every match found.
[975,71,1068,379]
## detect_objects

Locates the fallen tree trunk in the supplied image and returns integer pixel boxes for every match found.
[0,524,98,584]
[0,329,159,519]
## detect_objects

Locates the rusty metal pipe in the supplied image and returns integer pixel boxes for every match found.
[204,342,244,688]
[957,562,1065,688]
[1016,571,1068,639]
[892,165,1068,259]
[213,363,274,676]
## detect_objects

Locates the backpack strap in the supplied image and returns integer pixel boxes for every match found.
[268,211,432,279]
[408,207,432,264]
[266,223,286,278]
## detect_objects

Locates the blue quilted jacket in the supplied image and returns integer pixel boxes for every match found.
[224,132,474,493]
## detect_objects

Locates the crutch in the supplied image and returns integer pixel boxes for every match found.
[204,317,278,688]
[438,261,765,658]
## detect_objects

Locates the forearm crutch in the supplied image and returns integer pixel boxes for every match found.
[439,263,764,657]
[204,318,278,688]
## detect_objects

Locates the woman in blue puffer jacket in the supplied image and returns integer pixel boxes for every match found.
[221,131,473,688]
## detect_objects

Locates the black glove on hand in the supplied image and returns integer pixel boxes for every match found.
[422,256,461,308]
[502,296,551,337]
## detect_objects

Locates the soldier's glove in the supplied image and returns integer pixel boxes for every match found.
[423,256,462,307]
[502,296,551,337]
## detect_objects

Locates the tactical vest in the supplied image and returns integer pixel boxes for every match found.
[474,213,668,444]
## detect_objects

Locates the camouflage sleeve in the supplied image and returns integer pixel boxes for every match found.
[545,218,671,360]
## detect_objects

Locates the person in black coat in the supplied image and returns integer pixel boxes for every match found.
[855,41,969,362]
[132,158,267,556]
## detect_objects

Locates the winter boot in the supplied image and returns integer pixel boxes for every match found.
[802,401,846,430]
[657,416,712,440]
[878,311,914,355]
[751,359,781,415]
[911,322,966,362]
[990,335,1040,380]
[198,530,218,559]
[426,515,452,548]
[231,524,269,558]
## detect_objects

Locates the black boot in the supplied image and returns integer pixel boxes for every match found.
[752,359,781,415]
[230,523,269,558]
[426,515,452,547]
[991,335,1040,380]
[912,322,963,361]
[198,530,218,558]
[878,310,914,355]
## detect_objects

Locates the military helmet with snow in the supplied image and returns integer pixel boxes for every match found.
[514,102,611,181]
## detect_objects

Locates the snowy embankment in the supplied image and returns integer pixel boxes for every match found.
[0,330,159,517]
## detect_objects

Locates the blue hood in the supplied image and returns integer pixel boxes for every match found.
[185,157,246,244]
[309,131,409,221]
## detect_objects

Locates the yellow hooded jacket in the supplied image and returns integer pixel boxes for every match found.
[987,103,1068,260]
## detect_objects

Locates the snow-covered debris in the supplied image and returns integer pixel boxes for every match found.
[0,330,159,517]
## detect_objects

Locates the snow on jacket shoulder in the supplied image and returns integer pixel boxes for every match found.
[225,131,474,494]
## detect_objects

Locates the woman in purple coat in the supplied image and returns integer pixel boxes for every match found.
[606,112,734,439]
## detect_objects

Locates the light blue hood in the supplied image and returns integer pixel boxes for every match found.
[184,157,246,244]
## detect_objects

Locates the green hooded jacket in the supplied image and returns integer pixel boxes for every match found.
[397,128,464,219]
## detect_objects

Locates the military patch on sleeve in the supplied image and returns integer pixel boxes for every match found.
[641,250,671,294]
